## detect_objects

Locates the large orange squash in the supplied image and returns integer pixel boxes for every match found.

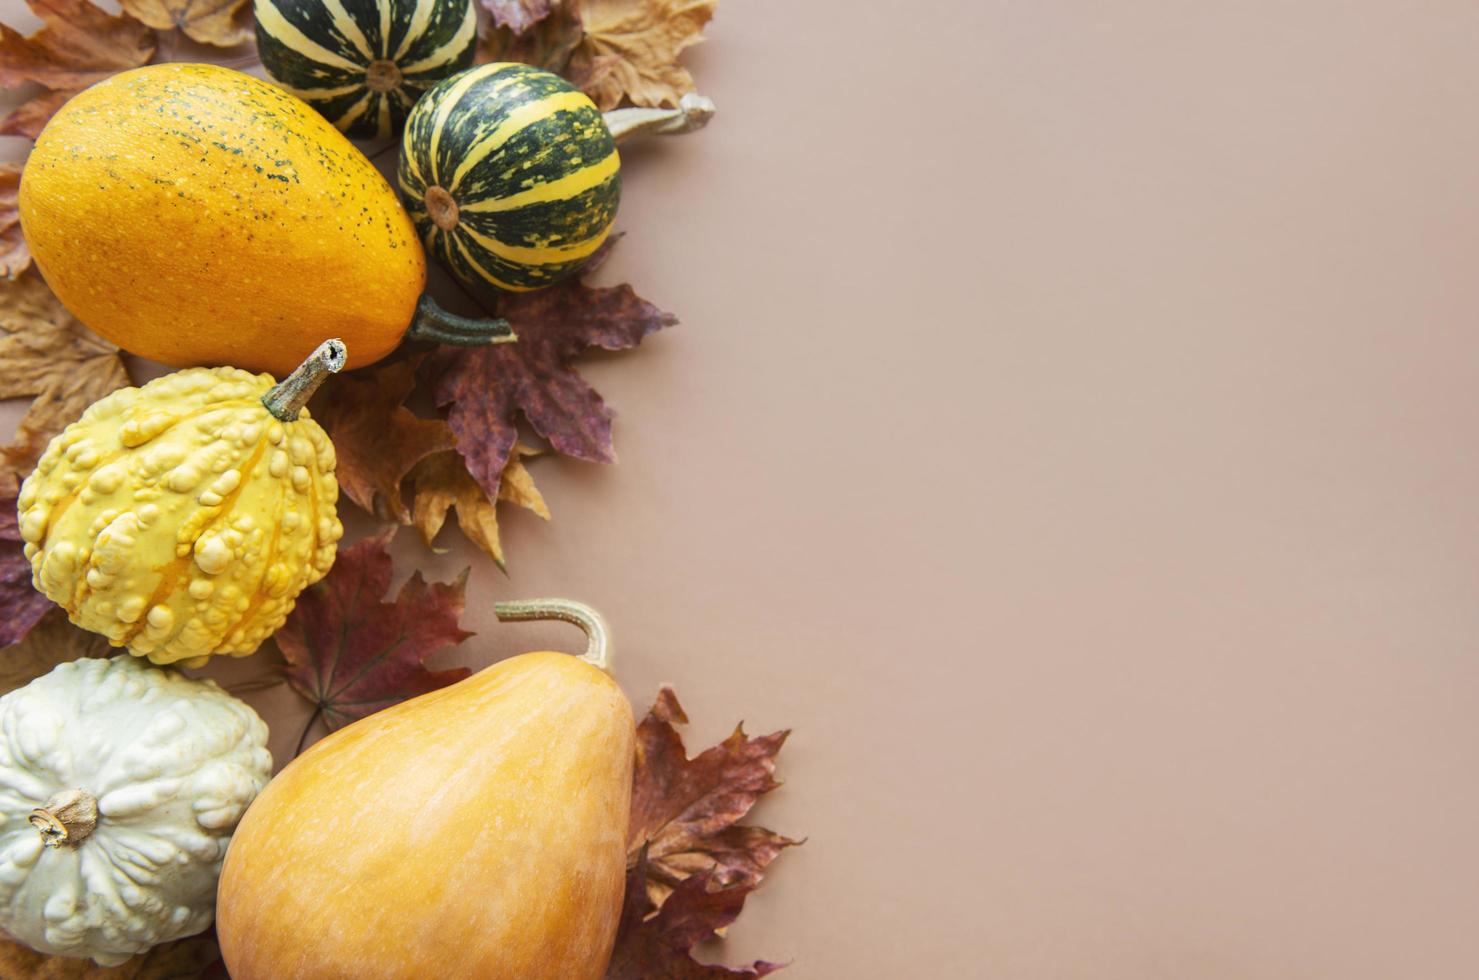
[18,64,509,375]
[215,599,634,980]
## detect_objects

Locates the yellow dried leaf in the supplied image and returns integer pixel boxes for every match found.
[0,271,130,485]
[118,0,252,47]
[567,0,716,111]
[411,446,549,570]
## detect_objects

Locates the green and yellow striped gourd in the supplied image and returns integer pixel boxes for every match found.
[397,63,620,292]
[254,0,476,140]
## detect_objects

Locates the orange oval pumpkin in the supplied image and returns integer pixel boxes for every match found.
[19,64,425,374]
[216,632,634,979]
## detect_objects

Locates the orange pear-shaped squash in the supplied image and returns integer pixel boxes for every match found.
[216,600,634,980]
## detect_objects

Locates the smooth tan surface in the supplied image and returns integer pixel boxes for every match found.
[6,2,1479,977]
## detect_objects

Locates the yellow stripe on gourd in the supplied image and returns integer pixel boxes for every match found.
[453,234,524,291]
[401,3,478,74]
[394,0,436,60]
[459,150,619,213]
[426,67,492,187]
[336,91,375,132]
[449,90,598,189]
[461,224,610,267]
[321,0,375,60]
[256,0,363,71]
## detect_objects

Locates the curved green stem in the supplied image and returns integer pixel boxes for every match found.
[494,598,612,673]
[603,92,716,144]
[406,294,516,347]
[262,339,346,422]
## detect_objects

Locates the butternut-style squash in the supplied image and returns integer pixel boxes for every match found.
[216,599,634,979]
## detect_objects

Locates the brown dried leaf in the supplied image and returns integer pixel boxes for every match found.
[0,88,73,140]
[0,609,111,696]
[477,1,585,73]
[482,0,554,35]
[118,0,252,47]
[0,0,155,136]
[604,849,781,980]
[315,356,456,524]
[276,530,473,732]
[629,687,796,907]
[0,164,30,278]
[0,929,222,978]
[566,0,716,111]
[410,444,549,571]
[427,239,676,501]
[0,272,130,486]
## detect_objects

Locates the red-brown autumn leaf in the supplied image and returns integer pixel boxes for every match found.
[629,687,797,907]
[0,163,29,278]
[427,239,676,499]
[276,530,472,732]
[482,0,554,34]
[118,0,252,48]
[410,444,549,571]
[605,849,781,980]
[315,355,456,524]
[0,478,51,648]
[0,0,156,138]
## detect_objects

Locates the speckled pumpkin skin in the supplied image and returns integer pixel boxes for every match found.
[16,367,343,667]
[17,63,425,375]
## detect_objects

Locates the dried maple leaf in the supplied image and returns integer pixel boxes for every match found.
[0,609,111,695]
[427,240,676,499]
[483,0,555,34]
[0,0,155,137]
[410,444,549,570]
[478,2,586,79]
[0,479,54,648]
[276,530,472,732]
[0,930,220,978]
[605,850,781,980]
[118,0,252,47]
[0,163,29,278]
[0,271,130,485]
[565,0,716,111]
[316,356,455,524]
[629,688,796,907]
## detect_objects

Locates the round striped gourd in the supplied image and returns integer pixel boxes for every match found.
[254,0,476,140]
[398,63,620,292]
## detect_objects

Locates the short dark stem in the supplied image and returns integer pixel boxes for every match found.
[406,294,516,347]
[295,706,323,757]
[262,340,347,421]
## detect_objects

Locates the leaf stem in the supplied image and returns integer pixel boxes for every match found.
[295,705,323,757]
[494,599,612,672]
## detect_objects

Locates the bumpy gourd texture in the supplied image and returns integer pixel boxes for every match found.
[0,657,272,965]
[17,64,426,376]
[17,368,342,667]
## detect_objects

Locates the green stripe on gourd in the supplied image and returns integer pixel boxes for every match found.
[397,63,622,292]
[254,0,476,140]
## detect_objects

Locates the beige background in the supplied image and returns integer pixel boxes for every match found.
[7,1,1479,977]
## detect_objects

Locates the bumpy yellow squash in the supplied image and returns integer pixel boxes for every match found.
[16,343,346,667]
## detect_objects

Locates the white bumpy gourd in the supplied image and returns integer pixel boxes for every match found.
[0,656,271,964]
